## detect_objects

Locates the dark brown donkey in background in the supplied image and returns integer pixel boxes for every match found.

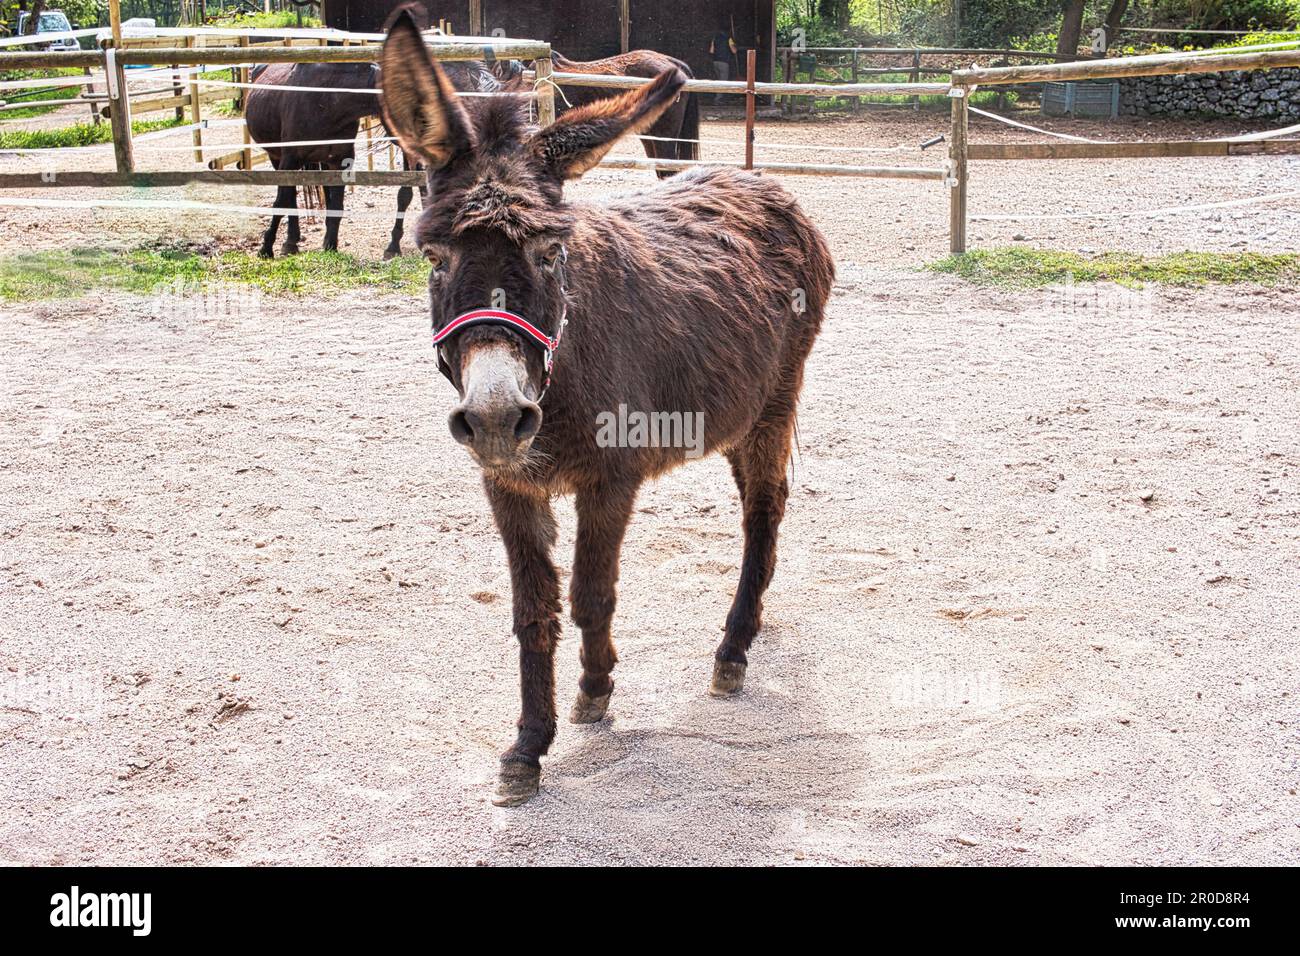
[379,8,834,806]
[549,50,700,177]
[244,59,511,259]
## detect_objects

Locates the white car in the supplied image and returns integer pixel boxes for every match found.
[15,10,80,51]
[95,17,158,42]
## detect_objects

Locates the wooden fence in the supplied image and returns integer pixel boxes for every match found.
[2,33,1299,256]
[0,33,951,190]
[775,45,1083,113]
[945,47,1300,253]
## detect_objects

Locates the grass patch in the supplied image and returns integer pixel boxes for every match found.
[0,247,429,302]
[1212,30,1300,51]
[928,248,1300,289]
[0,116,186,150]
[208,11,323,29]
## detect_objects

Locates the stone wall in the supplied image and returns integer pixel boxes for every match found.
[1119,68,1300,122]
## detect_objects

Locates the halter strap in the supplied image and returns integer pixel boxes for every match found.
[432,309,559,354]
[431,307,568,400]
[429,246,570,402]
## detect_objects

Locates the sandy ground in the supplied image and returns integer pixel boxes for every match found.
[0,101,1298,866]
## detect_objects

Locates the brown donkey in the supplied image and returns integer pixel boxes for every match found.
[379,9,834,805]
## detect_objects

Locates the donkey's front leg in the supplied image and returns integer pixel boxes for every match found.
[569,480,640,723]
[486,480,562,807]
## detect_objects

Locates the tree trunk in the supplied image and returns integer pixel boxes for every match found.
[22,0,47,34]
[1103,0,1131,51]
[1057,0,1086,57]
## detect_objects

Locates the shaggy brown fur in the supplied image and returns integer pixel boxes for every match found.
[380,7,834,805]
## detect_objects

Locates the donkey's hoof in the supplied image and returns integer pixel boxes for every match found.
[709,660,747,697]
[257,247,275,260]
[569,689,612,724]
[382,245,400,261]
[491,762,540,807]
[280,243,300,257]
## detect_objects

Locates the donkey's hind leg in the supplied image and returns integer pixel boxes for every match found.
[259,183,296,259]
[711,408,795,697]
[568,479,640,723]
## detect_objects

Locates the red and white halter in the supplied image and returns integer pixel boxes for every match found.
[429,247,570,401]
[431,307,568,399]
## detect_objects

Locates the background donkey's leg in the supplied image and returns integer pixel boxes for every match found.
[281,160,303,256]
[321,184,346,252]
[569,480,640,723]
[385,185,413,260]
[259,158,295,259]
[711,409,795,697]
[486,481,562,806]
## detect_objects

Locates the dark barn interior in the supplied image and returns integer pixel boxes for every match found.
[322,1,776,84]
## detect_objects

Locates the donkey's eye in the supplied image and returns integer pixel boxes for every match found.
[539,244,564,271]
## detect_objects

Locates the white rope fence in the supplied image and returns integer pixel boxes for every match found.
[973,189,1300,222]
[968,106,1110,143]
[0,194,423,220]
[969,107,1300,146]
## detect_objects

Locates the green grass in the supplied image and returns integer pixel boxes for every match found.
[0,116,187,150]
[0,247,429,302]
[1212,30,1300,51]
[208,11,323,30]
[928,248,1300,289]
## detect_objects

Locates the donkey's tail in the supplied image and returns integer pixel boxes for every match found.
[678,91,700,163]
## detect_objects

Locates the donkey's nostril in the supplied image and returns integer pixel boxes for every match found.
[448,407,476,446]
[515,402,543,443]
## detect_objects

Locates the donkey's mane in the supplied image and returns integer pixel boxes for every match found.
[419,96,571,245]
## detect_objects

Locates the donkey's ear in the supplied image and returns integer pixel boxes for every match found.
[527,68,687,180]
[380,7,475,169]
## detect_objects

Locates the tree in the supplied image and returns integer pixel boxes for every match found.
[1056,0,1086,56]
[816,0,851,30]
[1102,0,1130,52]
[21,0,47,34]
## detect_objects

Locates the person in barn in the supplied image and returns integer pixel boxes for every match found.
[708,22,737,104]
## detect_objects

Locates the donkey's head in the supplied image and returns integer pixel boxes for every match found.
[380,8,685,471]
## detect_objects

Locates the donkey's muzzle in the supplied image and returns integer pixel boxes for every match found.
[449,395,542,465]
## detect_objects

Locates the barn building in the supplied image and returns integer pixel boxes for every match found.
[322,1,777,85]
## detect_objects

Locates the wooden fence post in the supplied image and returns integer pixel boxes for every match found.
[782,48,793,114]
[948,85,969,254]
[911,49,922,110]
[851,49,860,111]
[745,49,756,170]
[187,35,203,163]
[238,35,252,170]
[534,55,555,126]
[171,60,184,121]
[104,41,134,175]
[83,65,101,125]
